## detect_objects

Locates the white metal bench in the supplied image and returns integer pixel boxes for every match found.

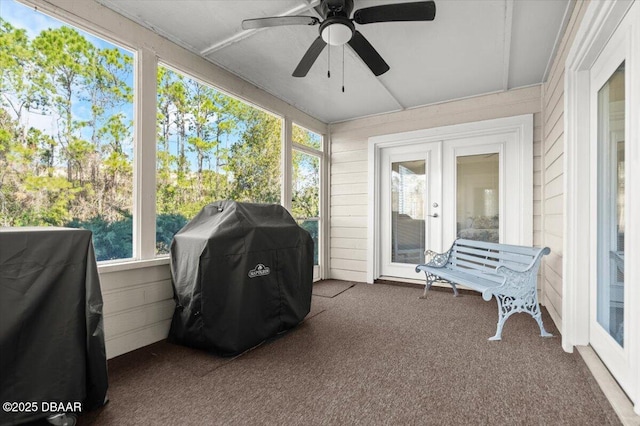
[415,238,553,341]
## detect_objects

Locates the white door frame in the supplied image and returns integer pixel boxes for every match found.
[564,0,639,412]
[367,114,533,284]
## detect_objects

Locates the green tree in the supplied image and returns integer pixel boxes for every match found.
[226,107,282,204]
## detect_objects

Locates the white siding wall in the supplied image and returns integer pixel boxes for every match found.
[541,0,589,331]
[329,86,543,283]
[100,264,173,359]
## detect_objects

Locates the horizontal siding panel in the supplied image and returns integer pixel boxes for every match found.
[331,172,368,185]
[534,126,542,143]
[331,216,367,228]
[533,231,542,247]
[104,299,175,340]
[331,227,367,239]
[534,200,542,216]
[544,264,563,298]
[545,175,564,199]
[545,251,563,278]
[106,320,171,360]
[331,183,368,195]
[534,140,543,157]
[331,194,368,206]
[331,248,367,261]
[332,161,368,174]
[533,216,542,232]
[544,215,563,237]
[331,238,368,250]
[542,126,564,162]
[545,155,564,184]
[332,204,367,217]
[100,264,171,292]
[533,157,542,173]
[329,269,366,283]
[545,141,564,175]
[103,279,173,315]
[544,285,563,325]
[544,195,563,214]
[534,170,542,186]
[545,100,564,141]
[330,258,367,272]
[544,74,565,125]
[332,149,368,164]
[545,232,563,255]
[330,138,367,153]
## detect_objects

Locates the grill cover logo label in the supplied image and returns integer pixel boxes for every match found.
[248,264,270,278]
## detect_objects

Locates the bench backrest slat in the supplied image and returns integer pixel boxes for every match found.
[453,245,534,266]
[443,239,546,280]
[447,258,505,283]
[456,238,541,257]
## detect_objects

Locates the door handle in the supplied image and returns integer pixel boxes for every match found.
[428,213,439,218]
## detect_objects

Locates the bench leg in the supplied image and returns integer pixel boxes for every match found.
[489,293,553,341]
[419,272,459,299]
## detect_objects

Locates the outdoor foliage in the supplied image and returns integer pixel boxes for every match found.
[1,16,320,261]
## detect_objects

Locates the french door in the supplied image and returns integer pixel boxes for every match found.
[589,3,638,402]
[377,121,530,281]
[380,143,441,279]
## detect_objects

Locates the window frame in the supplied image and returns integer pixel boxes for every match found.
[14,0,328,275]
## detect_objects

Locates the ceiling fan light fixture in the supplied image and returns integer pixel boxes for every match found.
[321,23,352,46]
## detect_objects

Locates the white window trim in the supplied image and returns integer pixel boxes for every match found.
[291,127,326,281]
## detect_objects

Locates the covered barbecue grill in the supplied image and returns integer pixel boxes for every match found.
[168,201,314,356]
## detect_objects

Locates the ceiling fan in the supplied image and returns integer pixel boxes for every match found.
[241,0,436,78]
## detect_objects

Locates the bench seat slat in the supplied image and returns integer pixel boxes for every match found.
[422,266,501,293]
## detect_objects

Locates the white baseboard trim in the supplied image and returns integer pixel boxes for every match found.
[577,345,640,425]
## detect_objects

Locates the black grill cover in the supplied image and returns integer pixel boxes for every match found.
[168,201,313,356]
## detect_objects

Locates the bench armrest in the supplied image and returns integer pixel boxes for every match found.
[481,247,550,301]
[414,244,454,272]
[425,249,451,266]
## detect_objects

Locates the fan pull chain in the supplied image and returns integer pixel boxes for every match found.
[342,44,345,93]
[327,26,331,78]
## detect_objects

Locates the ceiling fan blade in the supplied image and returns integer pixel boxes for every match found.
[241,16,320,30]
[293,36,327,77]
[347,31,390,76]
[353,1,436,25]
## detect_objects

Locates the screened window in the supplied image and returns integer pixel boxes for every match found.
[0,1,135,261]
[292,124,322,266]
[156,65,283,254]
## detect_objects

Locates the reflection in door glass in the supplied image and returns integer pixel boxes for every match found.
[456,154,499,243]
[391,161,426,264]
[597,62,625,347]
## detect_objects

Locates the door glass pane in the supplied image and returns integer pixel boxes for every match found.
[293,150,320,265]
[391,161,425,264]
[597,62,625,347]
[456,154,499,243]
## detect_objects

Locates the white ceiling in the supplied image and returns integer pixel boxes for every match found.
[96,0,571,124]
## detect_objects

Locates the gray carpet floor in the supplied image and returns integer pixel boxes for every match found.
[312,279,356,298]
[80,282,620,425]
